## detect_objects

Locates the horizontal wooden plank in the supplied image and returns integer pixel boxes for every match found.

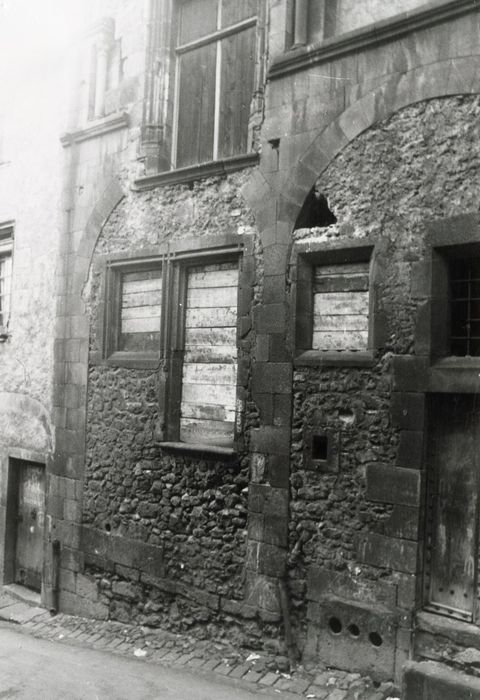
[182,362,237,386]
[312,329,368,351]
[185,306,237,328]
[121,304,162,320]
[186,286,237,308]
[181,382,236,407]
[188,268,238,289]
[181,403,236,422]
[120,331,160,352]
[184,345,237,363]
[315,262,369,277]
[314,313,369,332]
[313,291,369,316]
[123,270,162,282]
[180,418,235,446]
[122,290,163,308]
[184,327,236,345]
[122,276,162,294]
[314,274,369,293]
[121,316,160,333]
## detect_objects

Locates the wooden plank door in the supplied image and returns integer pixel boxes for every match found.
[426,394,480,621]
[15,462,45,592]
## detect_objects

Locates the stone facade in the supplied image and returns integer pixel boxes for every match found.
[5,0,480,694]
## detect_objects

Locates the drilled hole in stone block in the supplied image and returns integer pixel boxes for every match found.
[328,616,342,634]
[312,434,328,461]
[104,523,111,533]
[369,632,383,647]
[347,623,360,638]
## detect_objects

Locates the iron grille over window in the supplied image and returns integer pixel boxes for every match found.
[450,257,480,357]
[173,0,257,168]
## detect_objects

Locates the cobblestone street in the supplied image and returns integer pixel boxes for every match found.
[0,590,399,699]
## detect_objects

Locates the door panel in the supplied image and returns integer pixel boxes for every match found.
[426,394,480,620]
[15,462,45,592]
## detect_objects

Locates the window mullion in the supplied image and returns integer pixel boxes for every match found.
[213,0,222,161]
[171,54,181,170]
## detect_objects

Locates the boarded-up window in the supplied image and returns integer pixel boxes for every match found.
[313,261,369,351]
[180,261,238,446]
[119,269,162,352]
[0,228,13,329]
[175,0,257,168]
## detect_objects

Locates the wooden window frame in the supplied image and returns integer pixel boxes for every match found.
[163,245,242,451]
[94,236,245,455]
[0,224,14,338]
[171,0,258,169]
[292,238,376,367]
[102,256,165,369]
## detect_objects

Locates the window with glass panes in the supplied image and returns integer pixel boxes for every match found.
[449,257,480,356]
[174,0,257,168]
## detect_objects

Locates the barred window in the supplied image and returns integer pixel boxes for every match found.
[450,258,480,357]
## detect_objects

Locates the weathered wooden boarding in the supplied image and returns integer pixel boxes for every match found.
[180,261,238,446]
[312,261,369,351]
[120,269,162,351]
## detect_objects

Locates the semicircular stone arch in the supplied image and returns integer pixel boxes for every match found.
[278,56,480,235]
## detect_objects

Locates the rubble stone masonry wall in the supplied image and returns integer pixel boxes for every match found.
[81,171,268,642]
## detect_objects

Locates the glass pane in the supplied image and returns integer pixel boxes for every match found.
[217,26,255,159]
[178,0,218,45]
[119,269,162,353]
[176,44,216,167]
[221,0,257,28]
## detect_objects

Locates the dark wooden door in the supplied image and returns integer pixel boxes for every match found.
[15,462,45,592]
[425,394,480,621]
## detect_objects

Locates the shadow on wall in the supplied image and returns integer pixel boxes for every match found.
[294,183,337,230]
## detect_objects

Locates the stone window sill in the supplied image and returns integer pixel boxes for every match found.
[428,356,480,393]
[294,350,375,368]
[158,441,237,460]
[60,112,129,147]
[133,153,259,191]
[269,0,474,79]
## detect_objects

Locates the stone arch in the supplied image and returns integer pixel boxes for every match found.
[268,56,480,233]
[72,179,125,298]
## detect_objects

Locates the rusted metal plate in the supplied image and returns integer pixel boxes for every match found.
[426,394,480,621]
[15,462,45,592]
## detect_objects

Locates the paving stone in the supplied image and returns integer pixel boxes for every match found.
[259,672,279,687]
[175,653,194,665]
[305,685,329,699]
[287,678,311,694]
[229,664,251,679]
[214,662,233,676]
[186,657,205,669]
[274,677,295,692]
[201,659,222,672]
[242,670,265,684]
